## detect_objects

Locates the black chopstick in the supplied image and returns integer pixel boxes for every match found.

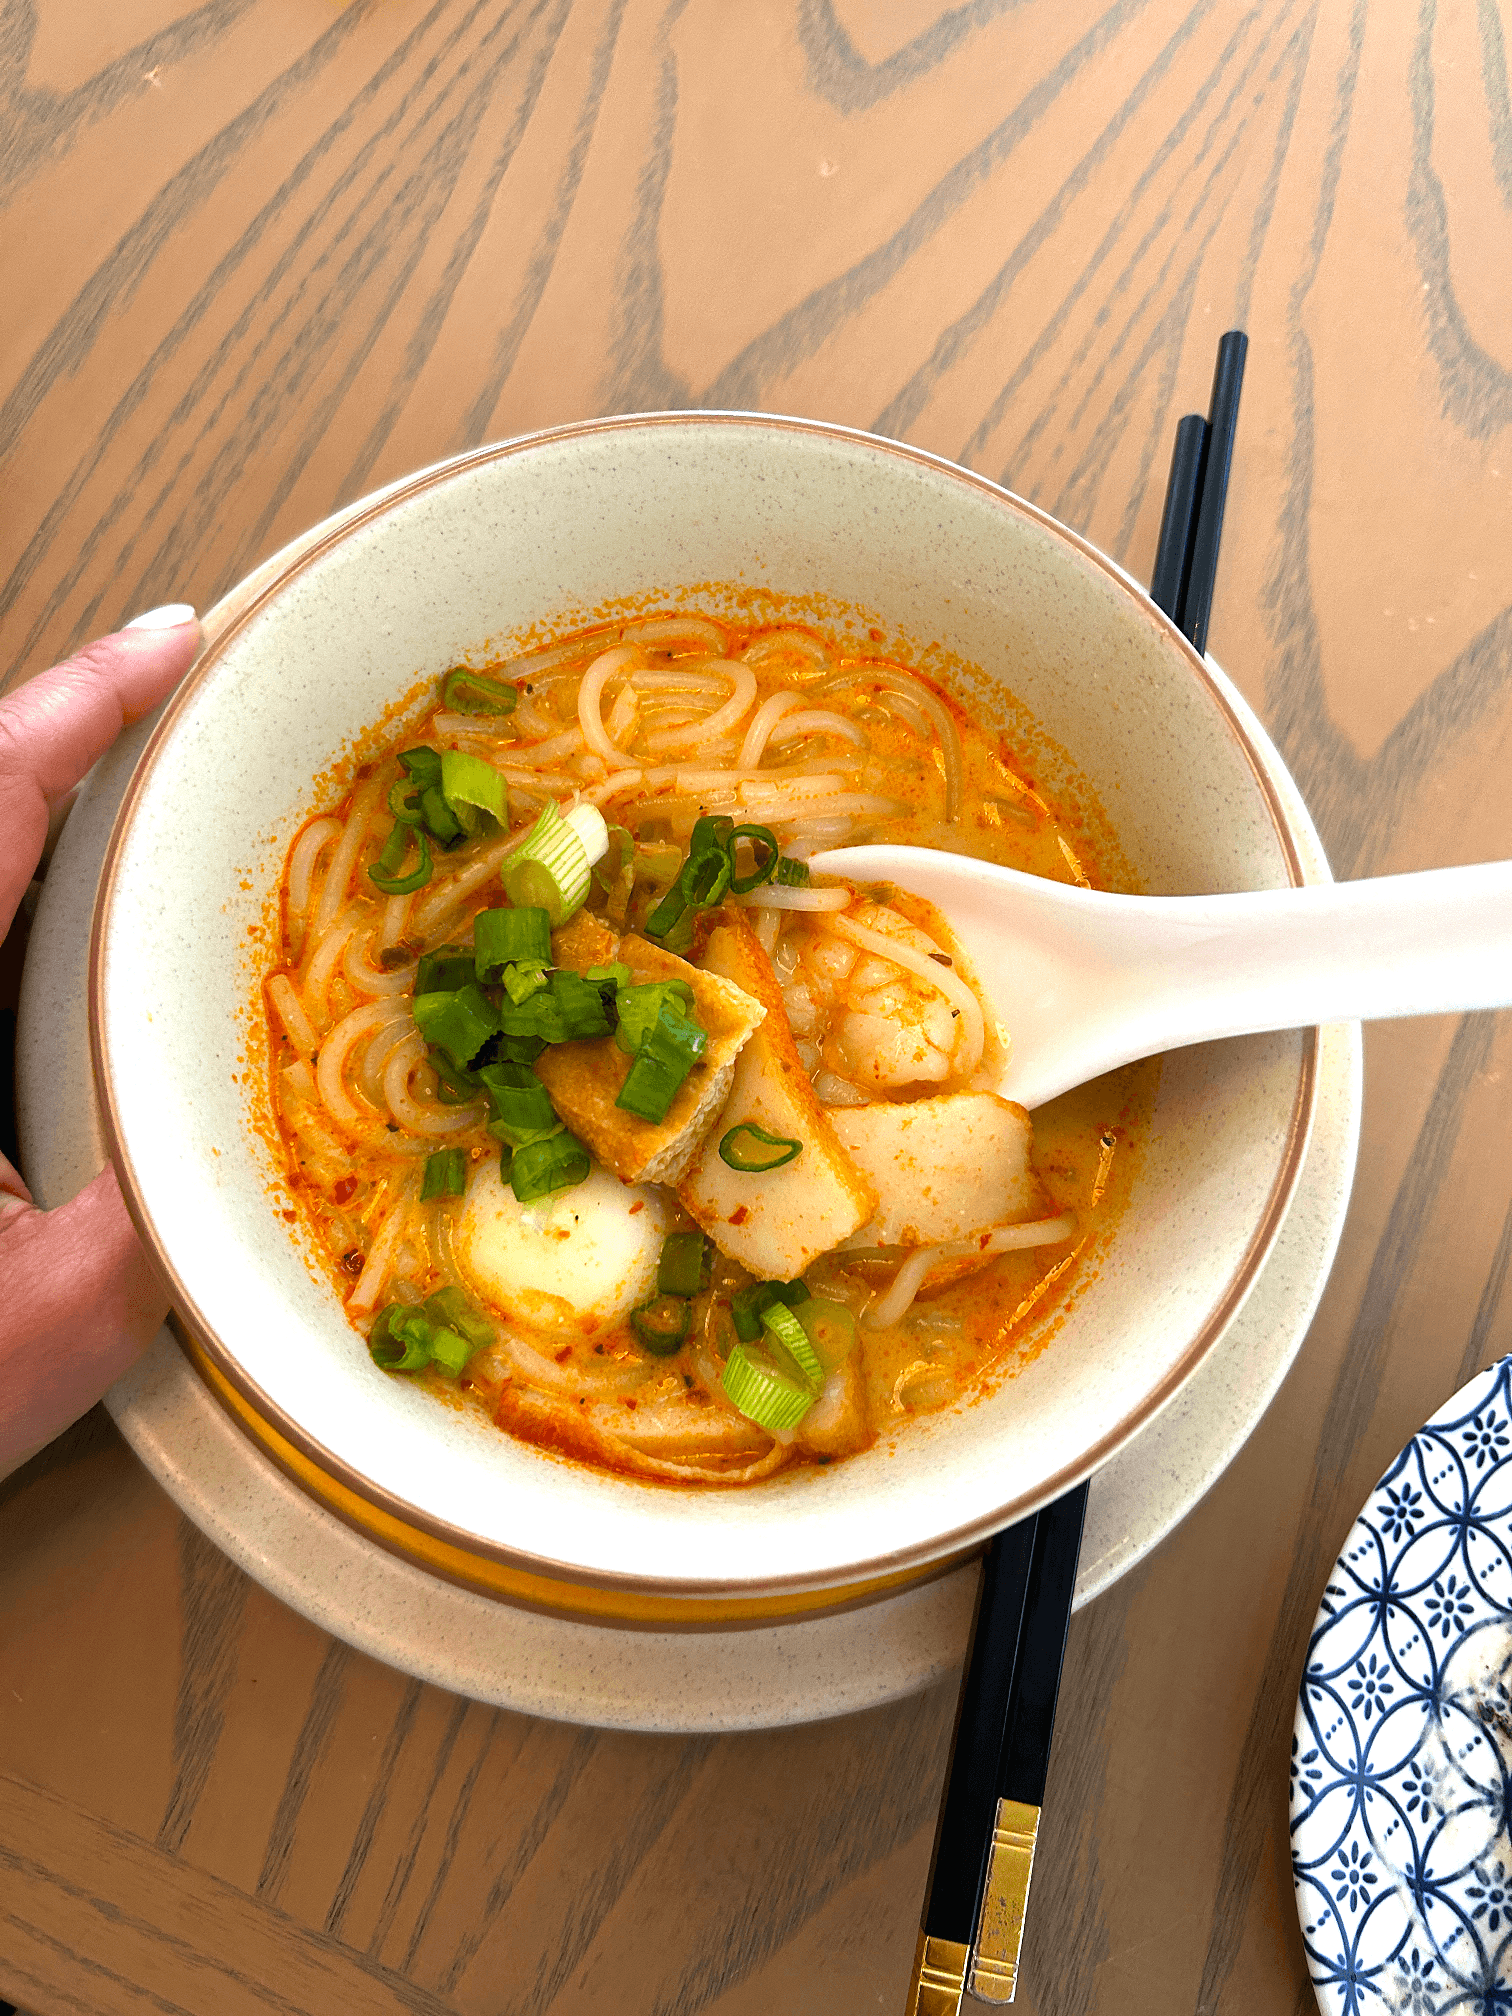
[1149,413,1208,626]
[906,1485,1088,2012]
[906,334,1248,2013]
[1150,328,1248,651]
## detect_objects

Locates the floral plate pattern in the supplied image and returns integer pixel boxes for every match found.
[1293,1356,1512,2015]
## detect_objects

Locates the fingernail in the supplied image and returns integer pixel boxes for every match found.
[124,602,197,631]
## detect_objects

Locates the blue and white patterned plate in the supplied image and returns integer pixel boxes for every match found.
[1293,1356,1512,2015]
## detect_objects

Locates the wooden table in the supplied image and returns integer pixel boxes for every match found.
[4,5,1510,2010]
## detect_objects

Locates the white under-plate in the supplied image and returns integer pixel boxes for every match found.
[16,499,1361,1734]
[1292,1356,1512,2014]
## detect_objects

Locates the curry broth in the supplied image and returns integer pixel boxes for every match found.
[263,610,1154,1483]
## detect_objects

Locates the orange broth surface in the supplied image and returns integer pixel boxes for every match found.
[260,607,1155,1485]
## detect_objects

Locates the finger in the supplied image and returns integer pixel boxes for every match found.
[0,1166,168,1470]
[0,605,200,933]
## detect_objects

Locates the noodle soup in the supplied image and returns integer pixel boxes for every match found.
[263,612,1152,1486]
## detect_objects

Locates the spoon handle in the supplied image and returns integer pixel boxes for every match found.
[1128,859,1512,1051]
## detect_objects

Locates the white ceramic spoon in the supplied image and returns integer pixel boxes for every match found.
[804,848,1512,1110]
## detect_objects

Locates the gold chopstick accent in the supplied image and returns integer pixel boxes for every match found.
[967,1797,1041,2002]
[905,1931,969,2015]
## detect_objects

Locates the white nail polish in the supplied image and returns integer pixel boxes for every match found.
[124,602,197,631]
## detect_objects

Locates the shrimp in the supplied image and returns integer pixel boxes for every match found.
[779,901,977,1094]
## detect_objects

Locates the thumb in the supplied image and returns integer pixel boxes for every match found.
[0,1166,169,1471]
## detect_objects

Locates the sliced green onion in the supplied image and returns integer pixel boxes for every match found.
[441,749,506,837]
[368,822,433,894]
[796,1297,858,1373]
[477,1061,560,1146]
[412,982,499,1068]
[657,1231,708,1297]
[497,969,612,1045]
[630,1293,691,1355]
[728,824,779,895]
[690,814,735,856]
[562,802,611,867]
[423,1285,494,1352]
[721,1342,816,1432]
[441,667,520,716]
[585,961,632,1015]
[644,879,692,946]
[615,1000,708,1123]
[419,781,463,847]
[615,1054,681,1124]
[426,1323,475,1375]
[416,946,474,996]
[645,816,808,942]
[420,1148,467,1201]
[398,747,443,783]
[368,1307,433,1372]
[729,1278,811,1343]
[368,1287,491,1378]
[494,1031,547,1065]
[474,906,552,982]
[761,1301,824,1391]
[592,824,633,893]
[501,800,593,925]
[718,1123,803,1172]
[388,778,424,825]
[425,1045,482,1104]
[503,963,550,1006]
[510,1128,590,1202]
[613,980,697,1056]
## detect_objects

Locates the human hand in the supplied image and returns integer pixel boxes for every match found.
[1,607,202,1472]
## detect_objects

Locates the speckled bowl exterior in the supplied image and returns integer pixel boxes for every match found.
[90,415,1314,1604]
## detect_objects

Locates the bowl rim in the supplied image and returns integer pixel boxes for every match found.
[90,409,1318,1604]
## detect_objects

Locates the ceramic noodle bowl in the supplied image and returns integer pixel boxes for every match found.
[90,415,1316,1616]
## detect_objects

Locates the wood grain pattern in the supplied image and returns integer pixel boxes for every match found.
[3,2,1512,2010]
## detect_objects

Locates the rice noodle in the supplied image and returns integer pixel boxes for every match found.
[315,999,413,1134]
[617,614,727,653]
[486,1331,650,1398]
[520,726,584,766]
[381,1029,486,1135]
[511,696,557,738]
[302,912,361,1030]
[431,709,518,740]
[267,973,319,1058]
[769,710,867,749]
[737,690,802,768]
[346,1176,419,1316]
[604,684,639,744]
[281,1057,317,1102]
[498,637,598,683]
[344,924,416,996]
[740,626,833,671]
[411,833,514,938]
[379,894,413,953]
[585,768,644,805]
[866,671,963,821]
[286,819,341,923]
[357,1017,414,1108]
[736,884,853,912]
[828,912,985,1075]
[863,1212,1080,1328]
[631,668,731,694]
[781,816,857,856]
[577,645,641,762]
[640,662,757,752]
[313,779,383,935]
